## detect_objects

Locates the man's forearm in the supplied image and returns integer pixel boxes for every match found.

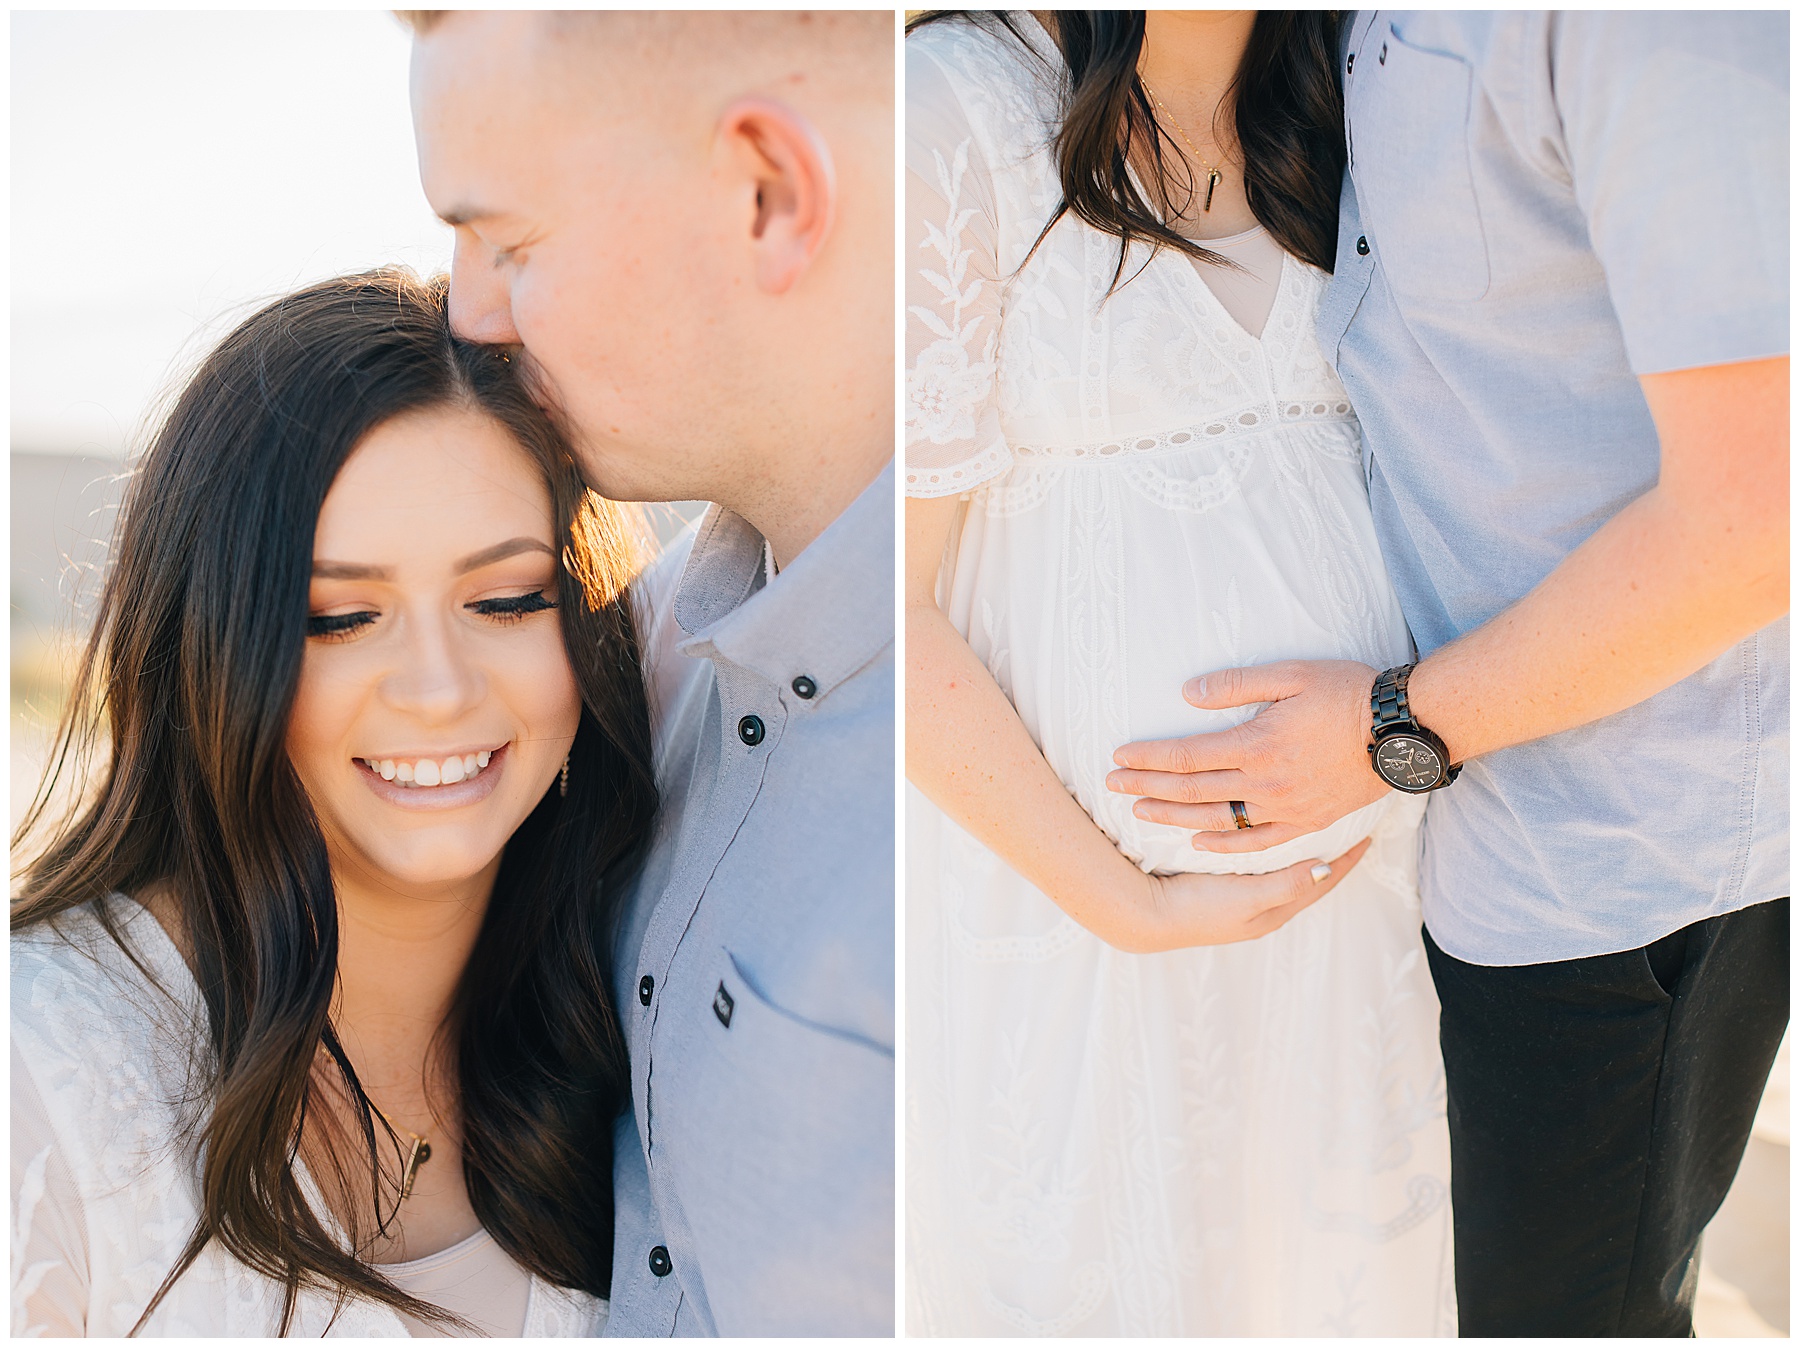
[1104,357,1787,852]
[1410,360,1788,764]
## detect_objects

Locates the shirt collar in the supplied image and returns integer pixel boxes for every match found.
[673,460,893,699]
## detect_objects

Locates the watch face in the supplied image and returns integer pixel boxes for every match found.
[1375,735,1444,791]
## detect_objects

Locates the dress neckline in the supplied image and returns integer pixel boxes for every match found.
[1113,159,1292,350]
[375,1226,497,1274]
[1187,223,1269,248]
[1172,241,1293,350]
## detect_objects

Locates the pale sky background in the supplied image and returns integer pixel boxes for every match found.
[13,10,455,456]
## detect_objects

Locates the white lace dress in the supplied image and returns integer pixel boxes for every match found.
[10,898,604,1337]
[905,17,1454,1336]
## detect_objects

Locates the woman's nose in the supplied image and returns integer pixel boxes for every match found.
[447,236,522,346]
[380,615,486,722]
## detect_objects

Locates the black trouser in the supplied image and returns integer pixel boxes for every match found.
[1424,897,1788,1337]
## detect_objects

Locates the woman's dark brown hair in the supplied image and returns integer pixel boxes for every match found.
[908,11,1346,291]
[11,269,657,1332]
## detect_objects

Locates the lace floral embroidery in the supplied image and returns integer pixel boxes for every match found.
[907,138,1000,470]
[13,1145,58,1337]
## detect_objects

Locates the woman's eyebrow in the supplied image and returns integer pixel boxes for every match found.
[312,560,393,580]
[455,537,554,573]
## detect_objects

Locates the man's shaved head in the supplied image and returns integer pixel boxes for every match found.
[407,10,893,560]
[405,10,889,100]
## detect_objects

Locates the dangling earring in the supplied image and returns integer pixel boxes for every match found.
[559,755,570,798]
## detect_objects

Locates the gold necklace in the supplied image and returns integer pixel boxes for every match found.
[367,1098,434,1201]
[1140,78,1224,213]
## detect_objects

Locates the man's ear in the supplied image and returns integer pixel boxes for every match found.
[717,97,836,294]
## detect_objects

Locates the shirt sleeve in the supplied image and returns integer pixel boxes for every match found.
[1551,12,1788,374]
[12,1041,89,1337]
[904,36,1013,497]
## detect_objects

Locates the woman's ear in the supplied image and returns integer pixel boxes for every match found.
[716,97,836,294]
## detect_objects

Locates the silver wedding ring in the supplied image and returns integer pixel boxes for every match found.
[1310,862,1333,884]
[1230,800,1251,830]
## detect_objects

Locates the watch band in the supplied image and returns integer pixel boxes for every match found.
[1369,664,1417,737]
[1369,664,1462,787]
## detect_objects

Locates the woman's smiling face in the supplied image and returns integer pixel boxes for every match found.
[286,403,580,895]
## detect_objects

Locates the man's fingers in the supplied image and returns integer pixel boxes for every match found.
[1130,798,1241,831]
[1109,766,1246,804]
[1111,728,1252,775]
[1193,820,1306,853]
[1181,661,1302,711]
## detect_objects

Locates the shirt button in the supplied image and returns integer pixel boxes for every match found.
[791,675,817,699]
[648,1245,673,1277]
[638,974,654,1006]
[1356,236,1370,256]
[1379,42,1387,64]
[737,714,765,746]
[1346,52,1354,73]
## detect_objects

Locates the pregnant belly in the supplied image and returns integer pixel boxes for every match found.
[955,456,1416,878]
[1045,632,1402,879]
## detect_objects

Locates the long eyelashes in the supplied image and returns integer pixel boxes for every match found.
[303,591,557,640]
[307,611,376,640]
[468,590,557,622]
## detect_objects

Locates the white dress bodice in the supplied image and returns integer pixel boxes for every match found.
[10,899,603,1337]
[906,15,1416,876]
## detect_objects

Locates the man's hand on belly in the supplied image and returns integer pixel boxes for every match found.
[1104,659,1387,852]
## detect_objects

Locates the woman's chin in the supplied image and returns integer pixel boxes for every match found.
[326,819,523,899]
[357,845,509,897]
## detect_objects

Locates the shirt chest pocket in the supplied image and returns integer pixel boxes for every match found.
[1350,24,1491,303]
[662,950,894,1333]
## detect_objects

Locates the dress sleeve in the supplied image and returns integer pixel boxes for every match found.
[12,1041,89,1337]
[1550,12,1788,374]
[904,37,1013,497]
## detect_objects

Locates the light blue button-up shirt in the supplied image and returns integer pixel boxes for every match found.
[603,464,895,1335]
[1318,12,1788,965]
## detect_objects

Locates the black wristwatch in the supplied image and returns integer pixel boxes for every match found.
[1368,664,1461,793]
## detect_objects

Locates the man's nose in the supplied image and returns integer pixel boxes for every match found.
[447,237,522,346]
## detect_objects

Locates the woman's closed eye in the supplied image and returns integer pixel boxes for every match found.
[307,610,377,640]
[468,590,557,623]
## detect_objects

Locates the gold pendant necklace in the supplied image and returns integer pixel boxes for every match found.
[1140,78,1224,212]
[368,1099,434,1201]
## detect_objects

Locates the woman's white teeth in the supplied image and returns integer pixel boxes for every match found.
[363,751,498,788]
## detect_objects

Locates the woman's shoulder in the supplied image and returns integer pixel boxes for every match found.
[14,894,187,1008]
[907,12,1041,68]
[907,13,1060,134]
[13,896,200,1125]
